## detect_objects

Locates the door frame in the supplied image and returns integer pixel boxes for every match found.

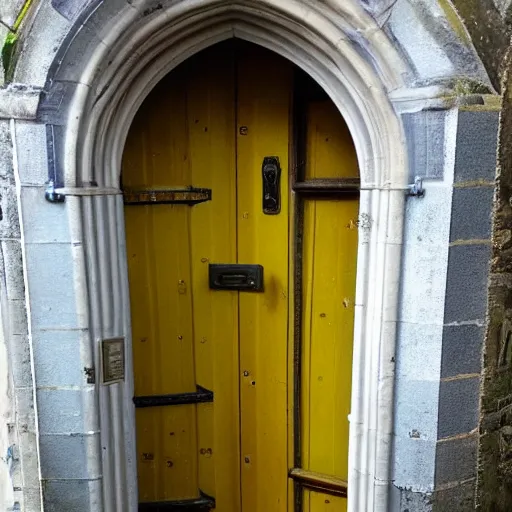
[33,1,414,510]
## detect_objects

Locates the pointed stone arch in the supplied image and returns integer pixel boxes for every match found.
[11,1,468,510]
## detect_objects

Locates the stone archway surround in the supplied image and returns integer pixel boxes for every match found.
[17,1,417,511]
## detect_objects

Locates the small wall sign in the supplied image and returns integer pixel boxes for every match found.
[102,337,125,384]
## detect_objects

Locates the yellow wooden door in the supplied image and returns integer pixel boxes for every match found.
[122,41,358,512]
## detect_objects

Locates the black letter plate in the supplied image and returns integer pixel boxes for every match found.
[209,264,264,291]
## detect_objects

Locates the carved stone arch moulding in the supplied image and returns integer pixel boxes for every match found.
[20,1,418,510]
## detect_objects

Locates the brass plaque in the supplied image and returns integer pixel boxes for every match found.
[102,337,125,384]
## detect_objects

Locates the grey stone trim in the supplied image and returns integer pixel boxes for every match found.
[402,110,446,181]
[14,122,49,187]
[449,186,494,242]
[441,325,484,378]
[437,377,480,439]
[435,435,478,485]
[444,243,491,324]
[37,83,81,125]
[42,479,102,512]
[39,433,102,479]
[454,111,499,183]
[391,487,433,512]
[433,479,476,512]
[0,119,41,510]
[0,86,42,120]
[51,0,91,21]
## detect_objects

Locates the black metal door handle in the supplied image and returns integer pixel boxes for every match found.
[209,264,264,291]
[262,156,281,215]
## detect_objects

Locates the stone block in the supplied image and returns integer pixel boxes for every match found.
[20,186,76,243]
[13,1,72,86]
[36,389,85,434]
[403,182,452,247]
[444,244,491,324]
[15,387,35,431]
[2,240,24,300]
[24,243,80,330]
[394,379,440,440]
[51,0,89,21]
[393,436,437,491]
[435,435,477,486]
[39,433,101,479]
[0,120,13,179]
[0,86,42,121]
[433,479,476,511]
[14,122,49,186]
[42,479,93,512]
[10,334,32,388]
[441,324,484,378]
[438,378,480,439]
[403,110,446,180]
[21,487,42,512]
[399,240,449,325]
[449,186,494,242]
[8,299,28,336]
[33,329,87,387]
[51,22,106,84]
[399,488,433,512]
[0,183,21,239]
[17,431,40,488]
[396,321,443,381]
[454,111,499,184]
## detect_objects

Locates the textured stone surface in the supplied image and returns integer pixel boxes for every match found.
[402,110,446,180]
[399,488,433,512]
[36,389,86,434]
[13,1,73,86]
[449,186,494,241]
[23,243,80,330]
[454,111,500,183]
[32,330,88,388]
[39,433,101,479]
[441,324,484,378]
[438,377,480,439]
[433,479,476,512]
[444,244,491,324]
[450,0,511,91]
[14,122,49,186]
[477,51,512,512]
[42,480,93,512]
[435,435,478,485]
[386,0,490,86]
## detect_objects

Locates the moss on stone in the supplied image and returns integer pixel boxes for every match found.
[437,0,472,46]
[1,0,33,82]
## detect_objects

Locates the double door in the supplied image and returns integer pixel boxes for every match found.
[123,41,358,511]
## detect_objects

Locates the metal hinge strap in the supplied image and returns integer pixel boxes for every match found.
[133,385,213,408]
[123,187,212,205]
[138,491,215,511]
[289,468,348,498]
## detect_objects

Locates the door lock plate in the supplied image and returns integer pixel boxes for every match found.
[262,156,281,215]
[209,264,264,291]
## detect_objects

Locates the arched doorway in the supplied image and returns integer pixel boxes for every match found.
[122,40,359,511]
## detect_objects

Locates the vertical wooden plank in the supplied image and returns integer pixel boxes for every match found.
[236,43,292,512]
[302,199,358,480]
[303,490,348,512]
[123,61,199,502]
[304,101,358,179]
[301,96,359,483]
[187,44,241,510]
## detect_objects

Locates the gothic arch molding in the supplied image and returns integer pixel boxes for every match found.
[17,1,418,511]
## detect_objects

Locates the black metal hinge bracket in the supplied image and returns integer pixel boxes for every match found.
[133,385,213,408]
[407,176,425,198]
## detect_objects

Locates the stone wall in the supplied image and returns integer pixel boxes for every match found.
[477,50,512,512]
